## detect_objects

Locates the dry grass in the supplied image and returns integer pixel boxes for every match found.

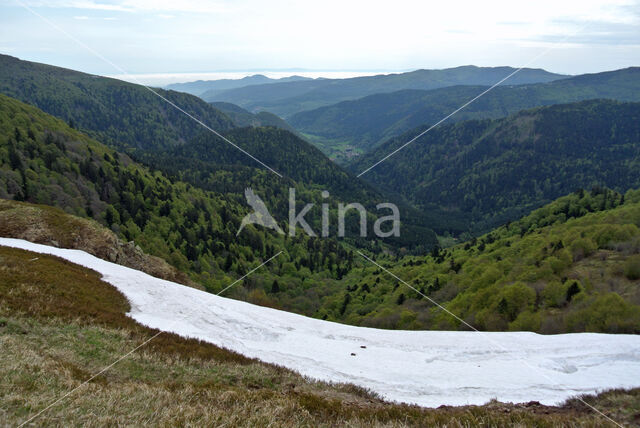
[0,199,195,287]
[1,245,638,427]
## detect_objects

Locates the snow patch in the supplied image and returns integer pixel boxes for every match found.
[3,237,640,407]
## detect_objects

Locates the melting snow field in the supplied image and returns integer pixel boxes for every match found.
[2,237,640,408]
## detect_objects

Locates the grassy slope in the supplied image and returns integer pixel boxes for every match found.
[1,245,637,427]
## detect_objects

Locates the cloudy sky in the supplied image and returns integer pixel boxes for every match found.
[1,0,639,83]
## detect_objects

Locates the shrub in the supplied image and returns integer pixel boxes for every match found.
[496,282,536,322]
[570,238,597,261]
[623,255,640,280]
[509,310,542,332]
[566,293,640,333]
[542,281,566,308]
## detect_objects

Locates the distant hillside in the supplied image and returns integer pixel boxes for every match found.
[209,101,296,132]
[0,54,233,152]
[349,100,640,234]
[291,67,640,156]
[205,66,566,117]
[167,74,311,96]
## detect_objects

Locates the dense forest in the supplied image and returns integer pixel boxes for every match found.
[350,99,640,234]
[209,101,296,131]
[291,67,640,155]
[0,94,373,316]
[330,188,640,333]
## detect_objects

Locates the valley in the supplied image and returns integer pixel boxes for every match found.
[1,46,639,426]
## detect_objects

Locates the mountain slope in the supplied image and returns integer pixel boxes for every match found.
[331,188,640,333]
[5,237,640,408]
[205,66,566,117]
[0,54,233,152]
[0,93,372,309]
[291,67,640,155]
[349,100,640,233]
[3,244,635,426]
[167,74,311,96]
[0,55,401,215]
[0,199,190,285]
[209,101,296,132]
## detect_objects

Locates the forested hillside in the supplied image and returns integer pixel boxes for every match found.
[329,188,640,333]
[0,54,233,152]
[2,94,640,336]
[0,54,435,248]
[349,100,640,234]
[209,101,296,131]
[206,66,565,117]
[0,94,376,315]
[291,67,640,155]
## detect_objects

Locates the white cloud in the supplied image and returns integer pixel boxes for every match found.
[4,0,639,75]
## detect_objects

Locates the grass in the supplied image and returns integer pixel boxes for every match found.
[0,199,194,287]
[1,245,638,427]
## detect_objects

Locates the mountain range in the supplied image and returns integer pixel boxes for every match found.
[166,74,311,97]
[203,66,566,117]
[290,67,640,158]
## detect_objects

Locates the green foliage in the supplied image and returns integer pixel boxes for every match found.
[0,94,360,318]
[332,189,640,333]
[293,67,640,155]
[350,100,640,234]
[624,255,640,280]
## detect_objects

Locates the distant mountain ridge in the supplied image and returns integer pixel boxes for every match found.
[209,101,296,132]
[291,67,640,155]
[166,74,312,96]
[204,66,567,117]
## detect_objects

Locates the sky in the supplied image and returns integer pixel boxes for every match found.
[1,0,639,85]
